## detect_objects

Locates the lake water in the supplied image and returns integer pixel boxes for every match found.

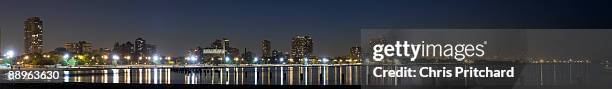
[4,63,611,88]
[62,65,361,85]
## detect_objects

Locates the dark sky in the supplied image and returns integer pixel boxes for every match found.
[1,0,612,57]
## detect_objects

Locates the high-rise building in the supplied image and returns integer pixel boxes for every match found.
[112,41,134,64]
[271,49,289,64]
[290,34,313,63]
[24,17,44,54]
[64,41,92,54]
[135,38,146,54]
[211,39,223,49]
[241,48,253,64]
[223,38,230,50]
[261,40,271,60]
[212,38,238,58]
[349,46,361,63]
[143,44,156,55]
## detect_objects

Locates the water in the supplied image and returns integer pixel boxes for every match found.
[4,63,612,88]
[62,65,361,85]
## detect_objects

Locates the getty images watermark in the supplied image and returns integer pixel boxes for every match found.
[370,41,515,78]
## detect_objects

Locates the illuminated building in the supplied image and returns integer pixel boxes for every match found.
[211,39,223,49]
[134,38,157,57]
[64,41,92,54]
[223,38,230,50]
[290,34,313,64]
[109,38,157,64]
[204,38,243,64]
[24,17,44,54]
[261,40,271,62]
[271,50,289,64]
[241,48,253,64]
[201,48,225,64]
[135,38,146,54]
[348,46,361,63]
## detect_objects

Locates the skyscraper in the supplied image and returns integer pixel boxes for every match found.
[135,38,146,54]
[211,39,223,49]
[261,40,271,60]
[24,17,44,54]
[223,38,230,50]
[209,38,230,59]
[349,46,361,63]
[290,34,313,63]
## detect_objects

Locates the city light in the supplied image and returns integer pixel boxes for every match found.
[153,55,160,61]
[188,56,197,61]
[322,58,329,63]
[253,57,259,63]
[5,50,15,58]
[165,56,171,60]
[63,54,70,59]
[112,55,120,60]
[102,55,109,60]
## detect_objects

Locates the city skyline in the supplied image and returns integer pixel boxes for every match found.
[4,16,364,60]
[1,1,612,89]
[0,16,362,57]
[1,0,612,57]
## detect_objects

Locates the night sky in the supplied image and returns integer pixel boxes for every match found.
[1,0,612,57]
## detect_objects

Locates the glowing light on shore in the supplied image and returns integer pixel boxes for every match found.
[165,57,172,60]
[322,58,329,63]
[112,55,120,60]
[153,55,160,61]
[188,56,197,61]
[224,56,230,62]
[102,55,109,60]
[5,50,15,58]
[253,57,259,63]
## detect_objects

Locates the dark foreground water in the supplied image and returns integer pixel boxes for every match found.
[2,63,612,89]
[62,65,360,85]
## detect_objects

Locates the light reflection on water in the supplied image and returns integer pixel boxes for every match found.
[63,65,360,85]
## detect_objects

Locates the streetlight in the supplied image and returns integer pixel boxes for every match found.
[102,55,109,60]
[4,50,15,67]
[112,55,120,60]
[188,56,197,61]
[165,56,171,60]
[153,55,160,61]
[111,54,120,65]
[224,56,230,63]
[152,55,160,65]
[63,54,70,59]
[5,50,14,58]
[322,58,329,63]
[253,57,259,63]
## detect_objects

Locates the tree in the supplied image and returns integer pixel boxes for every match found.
[67,58,77,67]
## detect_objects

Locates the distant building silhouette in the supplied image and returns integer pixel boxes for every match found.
[64,41,92,54]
